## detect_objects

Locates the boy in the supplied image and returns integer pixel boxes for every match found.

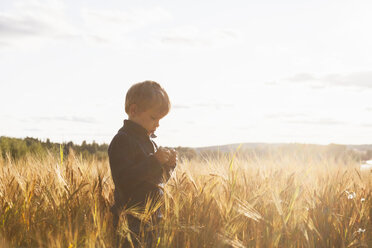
[108,81,177,247]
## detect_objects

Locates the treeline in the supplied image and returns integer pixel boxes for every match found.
[0,136,108,161]
[0,136,198,162]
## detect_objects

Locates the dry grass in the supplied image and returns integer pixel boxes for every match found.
[0,148,371,247]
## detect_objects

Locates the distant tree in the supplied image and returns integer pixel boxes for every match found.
[0,136,109,161]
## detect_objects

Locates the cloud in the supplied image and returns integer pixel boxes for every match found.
[287,73,317,82]
[31,116,97,124]
[286,118,346,126]
[173,104,191,109]
[287,71,372,89]
[264,113,308,120]
[24,128,41,132]
[0,1,171,48]
[0,14,43,37]
[158,26,242,48]
[0,0,78,48]
[324,71,372,88]
[264,81,277,86]
[0,2,239,49]
[81,7,172,44]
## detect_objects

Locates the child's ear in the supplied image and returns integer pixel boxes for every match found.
[129,104,138,116]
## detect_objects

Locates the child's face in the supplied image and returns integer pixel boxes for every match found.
[128,104,165,136]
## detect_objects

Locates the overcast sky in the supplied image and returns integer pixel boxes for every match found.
[1,0,371,147]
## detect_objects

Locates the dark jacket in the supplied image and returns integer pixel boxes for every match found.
[108,119,174,211]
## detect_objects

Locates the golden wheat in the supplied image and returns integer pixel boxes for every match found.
[0,148,371,247]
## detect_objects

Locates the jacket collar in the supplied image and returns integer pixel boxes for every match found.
[121,119,157,138]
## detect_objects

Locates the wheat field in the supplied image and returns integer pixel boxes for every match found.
[0,148,371,247]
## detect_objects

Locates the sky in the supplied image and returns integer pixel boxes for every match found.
[0,0,372,148]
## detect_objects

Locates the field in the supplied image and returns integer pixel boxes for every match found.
[0,147,371,247]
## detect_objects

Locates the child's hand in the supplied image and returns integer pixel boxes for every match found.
[164,149,178,168]
[154,147,171,165]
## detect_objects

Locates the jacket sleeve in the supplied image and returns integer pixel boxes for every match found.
[108,134,164,191]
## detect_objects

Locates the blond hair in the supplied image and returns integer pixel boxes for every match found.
[125,80,171,116]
